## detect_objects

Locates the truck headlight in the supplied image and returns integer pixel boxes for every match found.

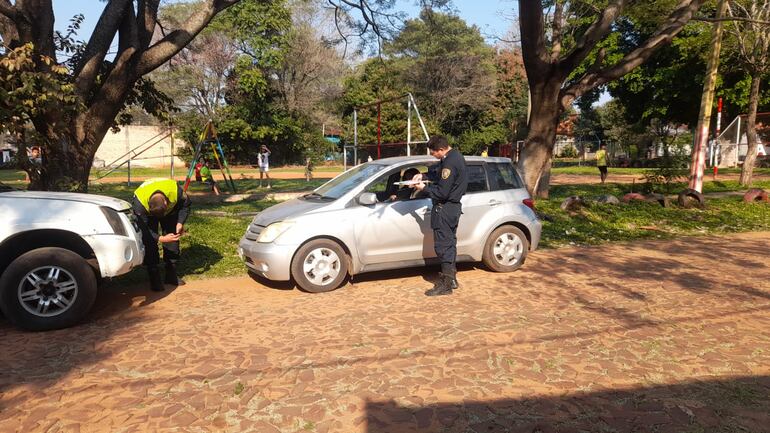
[100,207,128,236]
[258,221,295,243]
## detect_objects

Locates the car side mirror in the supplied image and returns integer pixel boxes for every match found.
[358,192,378,206]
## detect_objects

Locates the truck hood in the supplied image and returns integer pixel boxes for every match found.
[252,197,333,226]
[0,191,131,211]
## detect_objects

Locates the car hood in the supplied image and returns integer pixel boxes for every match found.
[0,191,131,211]
[252,197,332,226]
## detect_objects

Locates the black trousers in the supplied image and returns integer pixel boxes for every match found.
[431,202,461,277]
[139,211,180,269]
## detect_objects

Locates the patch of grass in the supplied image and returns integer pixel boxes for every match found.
[537,182,770,248]
[234,381,245,396]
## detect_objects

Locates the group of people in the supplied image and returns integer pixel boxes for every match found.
[132,137,470,296]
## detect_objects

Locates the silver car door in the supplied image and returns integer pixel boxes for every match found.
[457,163,500,254]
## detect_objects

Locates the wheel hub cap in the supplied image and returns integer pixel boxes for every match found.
[18,266,79,317]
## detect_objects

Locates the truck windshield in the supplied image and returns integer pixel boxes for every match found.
[312,163,389,200]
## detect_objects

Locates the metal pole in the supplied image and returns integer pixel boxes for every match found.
[688,0,728,192]
[353,109,358,165]
[407,97,412,157]
[377,102,381,159]
[169,124,175,179]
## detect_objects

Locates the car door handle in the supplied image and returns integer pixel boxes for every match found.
[488,199,502,207]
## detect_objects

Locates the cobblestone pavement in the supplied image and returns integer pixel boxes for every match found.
[1,233,769,433]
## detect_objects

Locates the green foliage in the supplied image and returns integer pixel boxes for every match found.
[341,9,527,153]
[559,145,579,158]
[0,43,80,136]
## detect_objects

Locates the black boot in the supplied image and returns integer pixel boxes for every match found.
[148,268,164,292]
[164,264,186,286]
[425,274,453,296]
[445,274,459,290]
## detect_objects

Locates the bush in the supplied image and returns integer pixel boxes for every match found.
[559,145,579,158]
[641,155,689,194]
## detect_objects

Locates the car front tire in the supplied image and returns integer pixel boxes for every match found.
[0,247,97,331]
[290,239,349,293]
[482,225,529,272]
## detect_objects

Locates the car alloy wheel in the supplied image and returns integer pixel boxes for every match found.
[18,266,79,317]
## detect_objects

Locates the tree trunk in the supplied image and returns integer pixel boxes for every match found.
[739,73,762,187]
[517,81,562,198]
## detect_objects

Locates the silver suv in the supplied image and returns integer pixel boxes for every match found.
[238,156,541,292]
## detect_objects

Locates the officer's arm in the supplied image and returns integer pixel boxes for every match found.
[424,166,457,202]
[175,186,192,225]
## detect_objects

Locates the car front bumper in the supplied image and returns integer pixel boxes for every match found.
[83,234,145,277]
[238,237,296,281]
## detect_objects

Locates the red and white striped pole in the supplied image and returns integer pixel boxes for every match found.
[689,0,728,192]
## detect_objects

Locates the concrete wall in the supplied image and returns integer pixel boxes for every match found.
[94,125,188,169]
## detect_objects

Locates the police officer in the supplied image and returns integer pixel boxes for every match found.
[414,135,468,296]
[132,178,191,292]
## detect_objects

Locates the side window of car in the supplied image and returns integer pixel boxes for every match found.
[466,165,489,193]
[487,163,523,191]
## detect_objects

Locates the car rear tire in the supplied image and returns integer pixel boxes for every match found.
[0,247,97,331]
[291,239,349,293]
[482,225,529,272]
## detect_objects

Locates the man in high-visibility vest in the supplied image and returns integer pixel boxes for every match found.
[132,178,192,291]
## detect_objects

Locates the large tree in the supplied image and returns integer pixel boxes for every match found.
[726,0,770,186]
[0,0,391,191]
[518,0,707,197]
[0,0,249,191]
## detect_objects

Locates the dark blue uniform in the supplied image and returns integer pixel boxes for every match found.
[423,148,468,278]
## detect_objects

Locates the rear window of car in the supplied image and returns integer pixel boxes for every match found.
[466,165,488,193]
[487,163,523,190]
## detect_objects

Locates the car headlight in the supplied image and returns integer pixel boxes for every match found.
[100,207,128,236]
[258,221,295,243]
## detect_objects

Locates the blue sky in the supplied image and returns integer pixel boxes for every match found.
[53,0,518,45]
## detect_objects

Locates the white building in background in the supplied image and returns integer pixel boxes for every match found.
[94,125,187,169]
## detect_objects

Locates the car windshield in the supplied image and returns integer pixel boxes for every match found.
[312,163,389,200]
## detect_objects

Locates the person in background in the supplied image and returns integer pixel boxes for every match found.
[480,146,489,157]
[200,157,220,195]
[596,143,608,184]
[258,145,271,188]
[131,178,191,292]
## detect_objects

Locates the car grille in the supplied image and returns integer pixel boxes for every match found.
[244,223,264,241]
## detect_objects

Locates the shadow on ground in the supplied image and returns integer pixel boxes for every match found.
[366,376,770,433]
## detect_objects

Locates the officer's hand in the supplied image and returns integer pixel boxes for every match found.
[159,233,181,243]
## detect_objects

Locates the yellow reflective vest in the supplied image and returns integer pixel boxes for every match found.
[133,178,179,216]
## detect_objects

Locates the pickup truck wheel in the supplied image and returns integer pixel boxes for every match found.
[482,225,529,272]
[0,247,97,331]
[291,239,348,293]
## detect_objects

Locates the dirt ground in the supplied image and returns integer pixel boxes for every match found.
[1,233,769,433]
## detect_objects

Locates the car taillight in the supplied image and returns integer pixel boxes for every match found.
[523,198,535,211]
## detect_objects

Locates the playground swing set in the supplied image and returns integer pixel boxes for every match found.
[92,120,237,194]
[183,121,236,193]
[345,92,430,170]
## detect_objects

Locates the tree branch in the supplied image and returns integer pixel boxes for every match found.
[74,0,132,97]
[558,0,627,74]
[519,0,551,75]
[138,0,160,48]
[693,16,770,25]
[561,0,706,108]
[551,0,564,62]
[136,0,239,77]
[0,0,17,20]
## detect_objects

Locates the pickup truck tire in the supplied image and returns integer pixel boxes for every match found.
[0,247,97,331]
[482,225,529,273]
